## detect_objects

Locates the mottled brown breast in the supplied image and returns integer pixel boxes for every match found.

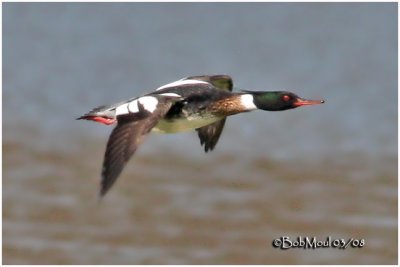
[208,95,248,116]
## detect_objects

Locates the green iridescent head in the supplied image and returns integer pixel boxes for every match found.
[243,90,325,111]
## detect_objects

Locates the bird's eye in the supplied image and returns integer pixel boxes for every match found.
[282,95,291,102]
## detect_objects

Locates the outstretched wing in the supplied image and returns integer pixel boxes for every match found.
[100,97,176,197]
[188,75,233,152]
[197,118,226,152]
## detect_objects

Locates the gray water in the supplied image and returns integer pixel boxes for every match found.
[3,3,397,264]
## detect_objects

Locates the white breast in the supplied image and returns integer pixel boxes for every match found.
[153,116,222,133]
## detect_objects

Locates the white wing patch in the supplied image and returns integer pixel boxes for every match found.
[156,79,209,91]
[116,100,139,115]
[138,96,158,112]
[158,93,182,98]
[115,103,130,115]
[115,96,158,115]
[128,100,139,113]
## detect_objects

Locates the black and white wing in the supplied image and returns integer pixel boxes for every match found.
[100,95,178,197]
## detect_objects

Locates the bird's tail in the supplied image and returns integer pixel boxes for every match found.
[77,104,117,125]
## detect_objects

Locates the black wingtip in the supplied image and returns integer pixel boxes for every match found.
[99,174,112,198]
[203,142,217,153]
[204,145,215,153]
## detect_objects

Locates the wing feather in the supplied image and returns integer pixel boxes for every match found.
[100,101,174,197]
[197,118,226,152]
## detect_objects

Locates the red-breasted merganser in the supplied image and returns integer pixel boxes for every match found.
[78,75,324,196]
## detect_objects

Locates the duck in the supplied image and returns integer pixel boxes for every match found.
[78,75,324,196]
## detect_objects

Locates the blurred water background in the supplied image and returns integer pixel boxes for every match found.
[3,3,397,264]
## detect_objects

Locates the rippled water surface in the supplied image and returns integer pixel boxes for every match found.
[3,3,397,264]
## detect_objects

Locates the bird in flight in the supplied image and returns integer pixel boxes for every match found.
[78,75,324,196]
